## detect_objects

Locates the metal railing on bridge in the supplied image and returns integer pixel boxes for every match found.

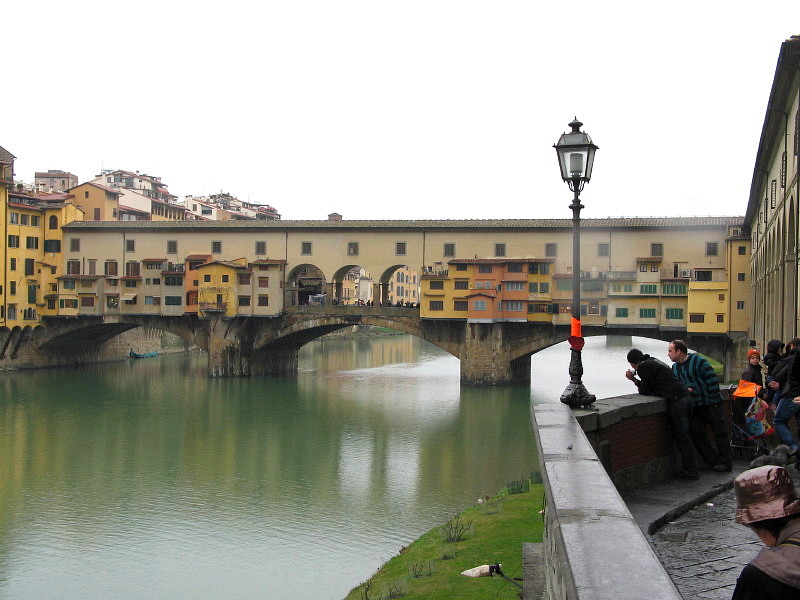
[284,304,419,317]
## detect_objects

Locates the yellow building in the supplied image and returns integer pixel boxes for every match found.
[0,144,82,328]
[68,182,122,221]
[0,146,12,325]
[197,258,285,318]
[387,265,419,306]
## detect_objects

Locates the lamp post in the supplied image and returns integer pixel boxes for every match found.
[554,117,598,408]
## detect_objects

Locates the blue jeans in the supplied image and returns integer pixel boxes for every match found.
[773,396,800,450]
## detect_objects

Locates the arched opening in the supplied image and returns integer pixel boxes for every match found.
[49,215,58,229]
[378,264,421,307]
[331,264,372,305]
[286,263,327,305]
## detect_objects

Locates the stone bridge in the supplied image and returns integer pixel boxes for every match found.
[0,306,749,384]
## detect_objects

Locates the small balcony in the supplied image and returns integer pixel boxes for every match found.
[200,302,227,312]
[605,271,637,280]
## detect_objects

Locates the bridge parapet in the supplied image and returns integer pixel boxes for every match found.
[284,305,419,318]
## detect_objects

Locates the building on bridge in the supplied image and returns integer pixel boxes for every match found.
[0,209,753,380]
[419,220,750,336]
[745,35,800,345]
[37,217,748,338]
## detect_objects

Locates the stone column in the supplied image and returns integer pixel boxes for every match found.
[206,315,254,377]
[250,347,299,375]
[459,322,531,385]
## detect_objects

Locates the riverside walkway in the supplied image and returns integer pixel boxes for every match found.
[623,458,780,599]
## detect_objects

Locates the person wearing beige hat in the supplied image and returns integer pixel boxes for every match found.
[732,465,800,598]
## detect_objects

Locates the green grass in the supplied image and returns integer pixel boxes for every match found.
[697,352,724,376]
[344,483,544,600]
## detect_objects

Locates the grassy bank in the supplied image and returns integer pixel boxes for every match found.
[344,480,544,600]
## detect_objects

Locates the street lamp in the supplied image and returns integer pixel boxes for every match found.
[554,117,598,408]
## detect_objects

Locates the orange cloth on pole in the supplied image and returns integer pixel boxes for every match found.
[732,380,762,399]
[571,317,582,338]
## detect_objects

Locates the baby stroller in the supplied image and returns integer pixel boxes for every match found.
[730,381,774,460]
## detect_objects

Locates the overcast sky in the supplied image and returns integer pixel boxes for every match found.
[4,2,798,221]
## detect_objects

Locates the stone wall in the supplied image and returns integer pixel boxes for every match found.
[573,394,675,494]
[532,401,682,600]
[0,326,185,370]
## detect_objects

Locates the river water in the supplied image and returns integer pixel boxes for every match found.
[0,334,670,599]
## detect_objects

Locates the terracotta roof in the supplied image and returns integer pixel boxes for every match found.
[197,260,248,270]
[68,181,121,196]
[185,254,212,261]
[62,216,745,232]
[142,258,166,262]
[636,256,663,262]
[118,204,150,215]
[36,192,74,201]
[250,259,287,265]
[35,170,76,178]
[7,202,42,211]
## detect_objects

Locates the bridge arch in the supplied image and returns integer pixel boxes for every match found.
[254,310,461,358]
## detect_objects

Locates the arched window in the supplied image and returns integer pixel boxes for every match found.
[49,215,58,229]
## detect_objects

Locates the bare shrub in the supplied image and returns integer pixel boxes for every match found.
[440,514,473,543]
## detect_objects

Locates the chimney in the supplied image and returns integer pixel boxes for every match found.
[328,212,342,221]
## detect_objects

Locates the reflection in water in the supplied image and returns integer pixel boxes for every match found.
[0,337,536,600]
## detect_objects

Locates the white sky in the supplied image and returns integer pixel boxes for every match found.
[4,2,799,220]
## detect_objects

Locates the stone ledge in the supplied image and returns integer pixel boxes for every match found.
[572,394,667,433]
[532,402,682,600]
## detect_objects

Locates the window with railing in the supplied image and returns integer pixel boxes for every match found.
[125,262,141,277]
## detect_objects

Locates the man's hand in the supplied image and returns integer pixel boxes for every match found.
[769,380,780,390]
[625,369,636,382]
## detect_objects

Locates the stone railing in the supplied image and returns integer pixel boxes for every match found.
[532,399,682,600]
[283,305,419,317]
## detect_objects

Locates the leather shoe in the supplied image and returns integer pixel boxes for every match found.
[712,463,732,472]
[675,470,700,480]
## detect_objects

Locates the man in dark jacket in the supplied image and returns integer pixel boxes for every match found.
[764,339,786,376]
[626,348,699,480]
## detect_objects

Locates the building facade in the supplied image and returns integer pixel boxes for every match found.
[1,173,84,327]
[35,170,78,193]
[745,36,800,345]
[46,218,748,341]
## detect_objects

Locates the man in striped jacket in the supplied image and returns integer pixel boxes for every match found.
[668,339,732,472]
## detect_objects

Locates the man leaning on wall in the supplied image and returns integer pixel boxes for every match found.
[668,339,732,473]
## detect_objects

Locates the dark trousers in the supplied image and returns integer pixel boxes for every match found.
[690,402,732,467]
[667,395,698,475]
